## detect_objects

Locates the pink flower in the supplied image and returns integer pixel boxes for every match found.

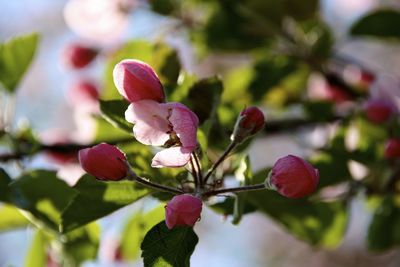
[113,59,165,103]
[384,138,400,160]
[267,155,319,198]
[364,99,395,124]
[62,43,98,69]
[231,106,265,143]
[78,143,128,181]
[67,80,99,107]
[165,194,203,229]
[125,100,199,168]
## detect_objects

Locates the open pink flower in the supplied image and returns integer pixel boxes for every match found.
[125,100,199,168]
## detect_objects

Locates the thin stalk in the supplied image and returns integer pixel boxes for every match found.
[126,168,183,195]
[203,141,237,184]
[189,156,199,189]
[192,152,203,187]
[202,183,266,197]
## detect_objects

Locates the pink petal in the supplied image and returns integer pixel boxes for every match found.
[167,103,199,148]
[151,147,192,168]
[125,100,171,146]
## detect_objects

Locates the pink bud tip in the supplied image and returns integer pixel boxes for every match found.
[113,59,165,103]
[232,106,265,143]
[384,138,400,160]
[364,99,395,124]
[268,155,319,198]
[67,80,99,106]
[78,143,128,181]
[63,43,98,69]
[165,194,202,229]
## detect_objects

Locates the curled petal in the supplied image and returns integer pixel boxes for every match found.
[125,101,171,146]
[151,147,193,168]
[167,103,199,148]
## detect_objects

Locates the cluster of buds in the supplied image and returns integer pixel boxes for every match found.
[78,59,320,229]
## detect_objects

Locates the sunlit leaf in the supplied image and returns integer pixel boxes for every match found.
[99,99,132,133]
[0,33,39,93]
[24,230,47,267]
[0,204,29,231]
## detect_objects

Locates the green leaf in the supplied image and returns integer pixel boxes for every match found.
[141,221,198,267]
[63,223,100,265]
[9,170,77,231]
[94,117,132,143]
[0,168,12,202]
[247,191,348,248]
[232,156,252,224]
[121,205,165,260]
[99,99,132,133]
[60,175,149,233]
[367,196,400,251]
[185,77,223,125]
[350,10,400,40]
[0,204,29,231]
[0,33,39,93]
[24,230,47,267]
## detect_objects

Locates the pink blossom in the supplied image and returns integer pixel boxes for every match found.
[62,43,98,69]
[113,59,165,103]
[78,143,128,181]
[268,155,319,198]
[364,99,395,124]
[232,106,265,143]
[125,100,199,168]
[165,194,203,229]
[384,138,400,160]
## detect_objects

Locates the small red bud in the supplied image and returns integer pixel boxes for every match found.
[113,59,165,103]
[267,155,319,198]
[364,99,395,124]
[67,80,99,106]
[78,143,128,181]
[231,106,265,143]
[63,43,98,69]
[165,194,202,229]
[384,138,400,160]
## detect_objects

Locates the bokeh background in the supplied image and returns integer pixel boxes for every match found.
[1,0,400,266]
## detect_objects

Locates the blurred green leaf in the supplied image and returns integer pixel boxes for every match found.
[367,196,400,251]
[304,101,334,122]
[247,191,348,248]
[94,117,132,143]
[0,168,12,202]
[350,10,400,40]
[0,204,29,231]
[141,221,198,267]
[121,205,165,261]
[149,0,176,15]
[60,175,149,233]
[185,77,223,124]
[24,230,47,267]
[103,40,181,100]
[232,156,252,224]
[9,170,77,231]
[0,33,39,93]
[99,99,132,133]
[63,223,100,265]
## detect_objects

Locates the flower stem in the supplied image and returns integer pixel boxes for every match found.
[203,141,237,185]
[126,168,183,195]
[202,183,266,197]
[189,156,199,189]
[192,152,203,187]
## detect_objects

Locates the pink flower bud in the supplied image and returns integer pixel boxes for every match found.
[113,59,165,103]
[165,194,202,229]
[364,99,395,124]
[78,143,128,181]
[67,80,99,107]
[62,43,98,69]
[384,138,400,159]
[231,107,265,143]
[267,155,319,198]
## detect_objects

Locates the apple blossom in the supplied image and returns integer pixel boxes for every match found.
[266,155,319,198]
[67,80,99,107]
[165,194,203,229]
[384,138,400,160]
[79,143,128,180]
[125,100,199,168]
[231,106,265,143]
[62,43,98,69]
[364,99,395,124]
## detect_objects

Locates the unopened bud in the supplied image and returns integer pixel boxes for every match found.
[78,143,128,181]
[384,138,400,160]
[364,99,395,124]
[231,107,265,143]
[165,194,202,229]
[62,43,98,69]
[265,155,319,198]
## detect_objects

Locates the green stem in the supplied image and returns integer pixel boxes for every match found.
[202,183,266,197]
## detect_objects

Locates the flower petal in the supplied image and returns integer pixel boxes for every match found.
[151,147,192,168]
[125,100,171,146]
[167,103,199,149]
